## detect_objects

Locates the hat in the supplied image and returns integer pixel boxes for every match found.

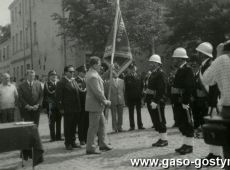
[48,70,57,76]
[76,65,87,73]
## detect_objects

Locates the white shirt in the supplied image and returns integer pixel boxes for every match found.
[201,54,230,106]
[0,83,18,109]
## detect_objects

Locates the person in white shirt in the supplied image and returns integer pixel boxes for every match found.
[0,73,18,123]
[200,40,230,170]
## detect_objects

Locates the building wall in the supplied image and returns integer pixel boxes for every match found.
[0,38,11,75]
[9,0,84,81]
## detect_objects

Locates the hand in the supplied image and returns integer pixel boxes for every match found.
[60,110,64,115]
[32,105,39,111]
[25,105,32,110]
[150,102,157,109]
[182,104,189,110]
[105,100,111,106]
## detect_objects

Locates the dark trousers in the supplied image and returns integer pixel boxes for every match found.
[128,100,143,129]
[172,104,179,126]
[192,98,208,129]
[64,112,79,146]
[221,107,230,170]
[147,103,166,133]
[78,110,89,143]
[22,109,40,126]
[47,107,62,140]
[0,108,15,123]
[174,103,194,137]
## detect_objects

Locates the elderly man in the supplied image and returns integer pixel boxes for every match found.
[0,73,18,123]
[18,70,43,126]
[85,56,112,154]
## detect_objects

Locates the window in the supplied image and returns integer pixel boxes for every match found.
[13,67,16,78]
[19,3,22,17]
[0,49,2,61]
[26,64,30,69]
[3,47,6,60]
[25,0,28,14]
[25,27,28,48]
[16,33,18,52]
[21,65,24,78]
[11,11,14,23]
[7,46,9,59]
[33,22,37,44]
[20,30,23,50]
[15,7,17,21]
[12,36,15,53]
[17,66,19,79]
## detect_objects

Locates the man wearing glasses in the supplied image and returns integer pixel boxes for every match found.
[56,65,81,150]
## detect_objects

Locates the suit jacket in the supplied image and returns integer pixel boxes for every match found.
[85,68,107,113]
[105,78,125,106]
[55,77,81,113]
[18,80,43,109]
[75,76,86,110]
[124,72,143,102]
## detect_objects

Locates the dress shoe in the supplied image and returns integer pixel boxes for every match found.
[175,144,186,153]
[138,127,145,130]
[152,139,168,147]
[65,145,73,150]
[56,138,64,141]
[204,153,222,160]
[178,145,193,155]
[86,150,101,155]
[80,141,86,145]
[72,143,81,148]
[99,146,112,151]
[129,128,135,131]
[118,129,124,132]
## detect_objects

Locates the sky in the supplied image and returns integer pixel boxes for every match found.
[0,0,14,26]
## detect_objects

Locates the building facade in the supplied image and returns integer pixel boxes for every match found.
[9,0,85,81]
[0,37,11,75]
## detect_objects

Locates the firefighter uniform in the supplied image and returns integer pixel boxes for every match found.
[43,70,62,141]
[76,66,89,145]
[172,62,195,138]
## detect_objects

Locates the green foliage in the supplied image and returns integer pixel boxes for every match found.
[165,0,230,48]
[53,0,165,57]
[0,25,11,41]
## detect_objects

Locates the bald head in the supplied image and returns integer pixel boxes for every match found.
[2,73,10,85]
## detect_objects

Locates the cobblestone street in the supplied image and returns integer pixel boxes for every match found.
[0,106,224,170]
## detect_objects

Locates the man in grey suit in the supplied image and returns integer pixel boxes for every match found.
[85,56,112,154]
[106,71,125,132]
[18,70,43,126]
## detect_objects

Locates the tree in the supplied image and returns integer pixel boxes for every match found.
[53,0,166,57]
[0,25,10,41]
[165,0,230,52]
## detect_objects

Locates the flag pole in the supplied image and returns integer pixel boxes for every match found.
[107,0,120,100]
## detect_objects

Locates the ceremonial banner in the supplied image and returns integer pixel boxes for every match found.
[103,7,133,76]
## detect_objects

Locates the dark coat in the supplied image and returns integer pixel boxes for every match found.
[124,72,143,103]
[18,80,43,108]
[146,68,166,104]
[173,63,195,105]
[56,77,81,113]
[43,81,58,110]
[75,76,86,110]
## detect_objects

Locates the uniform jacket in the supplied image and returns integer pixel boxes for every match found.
[172,63,195,105]
[55,77,81,113]
[124,72,143,102]
[105,78,125,106]
[75,76,86,110]
[146,68,166,104]
[18,80,43,109]
[43,81,58,109]
[85,68,107,113]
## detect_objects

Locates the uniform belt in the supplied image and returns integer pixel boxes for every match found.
[196,89,207,97]
[171,87,183,94]
[146,88,156,95]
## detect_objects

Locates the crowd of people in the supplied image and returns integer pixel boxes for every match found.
[0,40,230,169]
